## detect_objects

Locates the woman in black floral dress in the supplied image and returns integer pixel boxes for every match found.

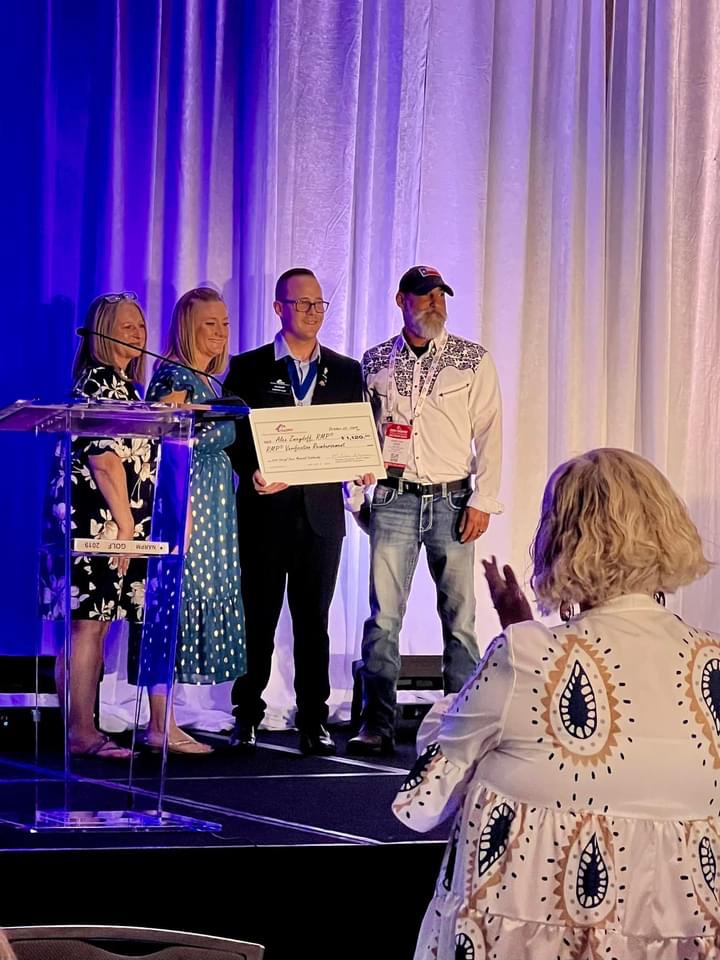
[40,293,155,759]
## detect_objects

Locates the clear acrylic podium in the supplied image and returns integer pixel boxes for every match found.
[0,398,244,832]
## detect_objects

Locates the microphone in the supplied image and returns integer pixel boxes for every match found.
[76,327,250,410]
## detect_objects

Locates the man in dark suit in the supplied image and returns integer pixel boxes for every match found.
[224,268,365,755]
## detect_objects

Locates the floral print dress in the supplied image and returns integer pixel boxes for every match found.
[40,364,156,623]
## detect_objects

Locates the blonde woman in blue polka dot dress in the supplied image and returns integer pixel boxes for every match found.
[144,287,246,753]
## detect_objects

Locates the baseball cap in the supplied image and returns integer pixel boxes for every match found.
[398,265,454,297]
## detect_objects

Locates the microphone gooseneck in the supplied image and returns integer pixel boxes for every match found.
[76,327,249,406]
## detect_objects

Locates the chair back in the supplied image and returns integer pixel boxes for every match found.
[5,925,264,960]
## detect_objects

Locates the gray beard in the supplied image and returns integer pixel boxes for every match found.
[410,311,446,341]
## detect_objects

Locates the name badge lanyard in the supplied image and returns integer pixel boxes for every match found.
[385,334,445,426]
[286,356,318,403]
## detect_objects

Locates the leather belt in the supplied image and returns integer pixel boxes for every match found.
[377,476,471,497]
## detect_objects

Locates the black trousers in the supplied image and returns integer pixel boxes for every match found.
[232,500,343,732]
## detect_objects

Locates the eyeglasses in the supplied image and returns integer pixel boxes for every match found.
[101,291,139,304]
[278,298,329,314]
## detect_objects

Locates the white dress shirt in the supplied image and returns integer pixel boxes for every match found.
[273,331,321,406]
[362,328,503,513]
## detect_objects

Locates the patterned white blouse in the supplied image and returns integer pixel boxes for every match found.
[392,594,720,959]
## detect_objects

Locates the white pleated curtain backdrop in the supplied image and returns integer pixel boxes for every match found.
[94,0,720,732]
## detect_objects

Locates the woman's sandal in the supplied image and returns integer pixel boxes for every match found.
[138,731,214,755]
[167,735,214,755]
[70,734,133,761]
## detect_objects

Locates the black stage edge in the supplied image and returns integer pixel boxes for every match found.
[0,726,447,960]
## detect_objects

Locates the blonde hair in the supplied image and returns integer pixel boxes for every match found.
[531,448,710,614]
[158,287,228,375]
[72,294,147,385]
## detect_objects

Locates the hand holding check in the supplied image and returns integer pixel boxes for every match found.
[253,469,289,495]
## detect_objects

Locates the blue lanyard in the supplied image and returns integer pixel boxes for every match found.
[285,356,318,402]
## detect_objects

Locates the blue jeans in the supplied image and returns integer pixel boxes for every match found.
[358,483,480,737]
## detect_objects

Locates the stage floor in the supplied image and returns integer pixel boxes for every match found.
[0,725,447,959]
[0,725,449,849]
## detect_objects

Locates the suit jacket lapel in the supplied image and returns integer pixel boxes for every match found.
[263,350,294,406]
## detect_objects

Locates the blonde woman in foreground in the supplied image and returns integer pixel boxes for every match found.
[394,448,719,959]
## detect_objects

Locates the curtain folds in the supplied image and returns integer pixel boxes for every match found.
[3,0,719,728]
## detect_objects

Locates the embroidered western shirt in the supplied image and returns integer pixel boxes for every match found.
[362,328,503,514]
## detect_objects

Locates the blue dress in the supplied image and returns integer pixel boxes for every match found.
[147,363,245,684]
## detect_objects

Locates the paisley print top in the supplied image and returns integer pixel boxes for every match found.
[393,594,720,960]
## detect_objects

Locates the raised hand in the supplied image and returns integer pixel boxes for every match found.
[481,556,533,629]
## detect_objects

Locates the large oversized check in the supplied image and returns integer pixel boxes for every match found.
[249,401,386,485]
